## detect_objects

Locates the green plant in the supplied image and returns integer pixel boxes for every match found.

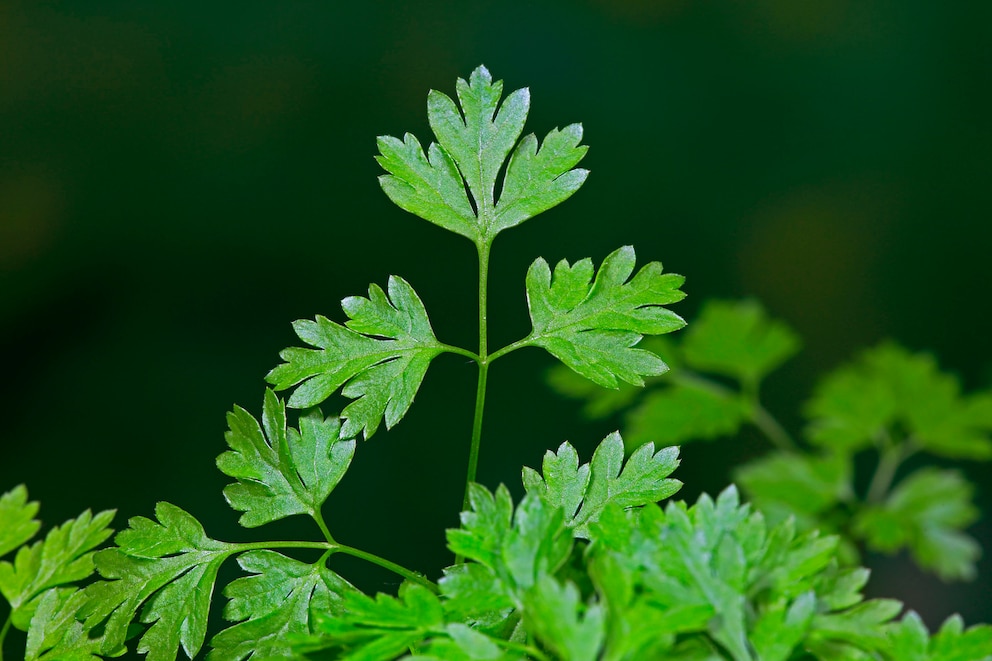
[2,65,990,661]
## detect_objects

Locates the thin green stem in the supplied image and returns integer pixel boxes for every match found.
[232,540,333,552]
[333,544,438,593]
[461,240,493,512]
[487,335,535,363]
[228,540,436,592]
[671,370,799,452]
[498,638,551,661]
[866,432,917,505]
[311,509,336,545]
[438,343,481,362]
[0,613,11,661]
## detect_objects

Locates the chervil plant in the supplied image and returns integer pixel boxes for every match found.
[2,66,990,661]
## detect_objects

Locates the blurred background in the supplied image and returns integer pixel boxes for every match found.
[2,0,990,653]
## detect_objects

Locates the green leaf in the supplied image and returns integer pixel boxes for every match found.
[428,65,529,225]
[0,484,41,558]
[624,383,748,448]
[79,502,233,661]
[929,614,992,661]
[299,582,444,660]
[734,452,852,526]
[852,468,980,580]
[492,123,588,233]
[749,592,816,661]
[405,622,522,660]
[525,246,686,388]
[448,488,572,595]
[681,299,800,386]
[25,588,114,661]
[377,65,588,242]
[522,433,681,538]
[217,390,354,528]
[267,275,444,439]
[522,575,605,661]
[807,598,905,653]
[805,343,992,458]
[208,550,355,661]
[0,507,114,629]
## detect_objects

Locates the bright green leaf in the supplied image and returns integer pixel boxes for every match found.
[524,433,681,539]
[217,390,354,528]
[298,582,444,661]
[377,65,587,242]
[25,588,114,661]
[525,246,686,388]
[0,507,114,629]
[0,485,41,558]
[523,575,605,661]
[266,275,443,439]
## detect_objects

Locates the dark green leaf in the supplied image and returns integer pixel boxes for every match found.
[681,299,800,386]
[624,383,748,448]
[852,469,980,580]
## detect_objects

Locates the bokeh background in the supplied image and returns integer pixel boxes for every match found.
[2,0,990,655]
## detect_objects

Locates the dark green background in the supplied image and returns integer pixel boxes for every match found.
[2,0,991,654]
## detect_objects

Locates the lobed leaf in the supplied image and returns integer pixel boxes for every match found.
[681,299,800,386]
[218,390,354,528]
[522,432,681,538]
[852,468,980,580]
[0,484,41,558]
[522,575,605,661]
[298,582,445,660]
[805,342,992,459]
[25,588,114,661]
[267,275,443,439]
[79,502,232,661]
[624,383,748,449]
[0,507,115,630]
[377,65,587,242]
[525,246,686,388]
[208,550,356,661]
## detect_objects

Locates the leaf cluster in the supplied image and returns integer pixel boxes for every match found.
[3,67,990,661]
[549,299,992,581]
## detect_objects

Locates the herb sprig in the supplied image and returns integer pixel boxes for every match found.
[2,66,989,661]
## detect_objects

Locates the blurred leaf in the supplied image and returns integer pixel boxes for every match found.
[624,383,748,448]
[681,300,800,386]
[806,343,992,459]
[525,246,686,388]
[852,469,980,580]
[522,575,605,661]
[735,452,852,526]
